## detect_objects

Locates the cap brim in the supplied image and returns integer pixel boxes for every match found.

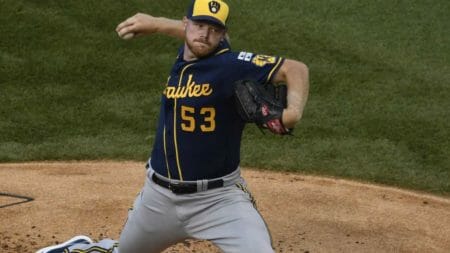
[190,16,226,29]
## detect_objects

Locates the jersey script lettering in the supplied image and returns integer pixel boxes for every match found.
[164,74,213,99]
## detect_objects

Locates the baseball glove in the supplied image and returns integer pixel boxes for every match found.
[233,79,291,135]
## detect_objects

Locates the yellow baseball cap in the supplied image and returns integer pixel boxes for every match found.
[186,0,229,28]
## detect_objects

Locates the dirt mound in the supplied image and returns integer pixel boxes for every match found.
[1,162,449,252]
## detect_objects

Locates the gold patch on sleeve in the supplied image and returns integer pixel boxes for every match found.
[252,54,276,67]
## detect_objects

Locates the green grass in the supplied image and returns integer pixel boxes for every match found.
[1,0,449,195]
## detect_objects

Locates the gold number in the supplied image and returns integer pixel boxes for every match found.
[181,106,195,132]
[200,107,216,132]
[180,106,216,132]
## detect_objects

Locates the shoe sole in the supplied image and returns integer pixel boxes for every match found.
[36,235,93,253]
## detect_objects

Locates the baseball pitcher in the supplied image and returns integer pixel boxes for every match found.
[36,0,309,252]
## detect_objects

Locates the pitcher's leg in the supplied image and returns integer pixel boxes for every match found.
[118,176,188,253]
[210,202,273,253]
[186,184,274,253]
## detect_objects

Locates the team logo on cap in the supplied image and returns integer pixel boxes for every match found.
[208,1,221,14]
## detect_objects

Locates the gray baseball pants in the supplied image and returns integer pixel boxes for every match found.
[66,167,274,253]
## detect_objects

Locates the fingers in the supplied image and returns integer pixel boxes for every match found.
[116,13,160,40]
[116,16,137,36]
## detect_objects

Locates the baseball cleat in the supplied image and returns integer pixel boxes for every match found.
[35,235,93,253]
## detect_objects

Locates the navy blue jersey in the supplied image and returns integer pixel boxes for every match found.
[150,41,284,181]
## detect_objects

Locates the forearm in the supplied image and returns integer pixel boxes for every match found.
[274,60,309,128]
[117,14,231,43]
[153,17,185,39]
[116,13,185,40]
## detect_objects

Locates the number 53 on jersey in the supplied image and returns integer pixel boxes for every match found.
[181,105,216,132]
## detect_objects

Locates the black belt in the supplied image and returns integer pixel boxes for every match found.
[151,173,224,194]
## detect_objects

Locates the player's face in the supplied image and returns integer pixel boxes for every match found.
[184,19,226,59]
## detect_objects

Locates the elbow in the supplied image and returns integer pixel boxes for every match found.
[300,62,309,79]
[283,59,308,75]
[290,60,309,80]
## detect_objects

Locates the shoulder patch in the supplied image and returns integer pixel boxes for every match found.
[252,54,276,67]
[237,51,253,62]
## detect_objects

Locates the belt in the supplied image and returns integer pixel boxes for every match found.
[151,173,224,194]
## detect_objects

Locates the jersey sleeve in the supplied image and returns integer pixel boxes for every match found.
[228,51,285,84]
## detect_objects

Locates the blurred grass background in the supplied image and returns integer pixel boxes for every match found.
[0,0,449,195]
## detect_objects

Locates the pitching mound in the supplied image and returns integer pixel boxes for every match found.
[1,162,449,252]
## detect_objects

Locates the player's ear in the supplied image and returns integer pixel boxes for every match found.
[182,16,188,29]
[224,33,231,44]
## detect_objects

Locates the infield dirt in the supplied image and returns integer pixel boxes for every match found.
[1,162,449,252]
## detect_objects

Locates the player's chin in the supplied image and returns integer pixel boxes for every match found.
[192,47,214,58]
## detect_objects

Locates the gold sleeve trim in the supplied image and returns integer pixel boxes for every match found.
[267,57,283,83]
